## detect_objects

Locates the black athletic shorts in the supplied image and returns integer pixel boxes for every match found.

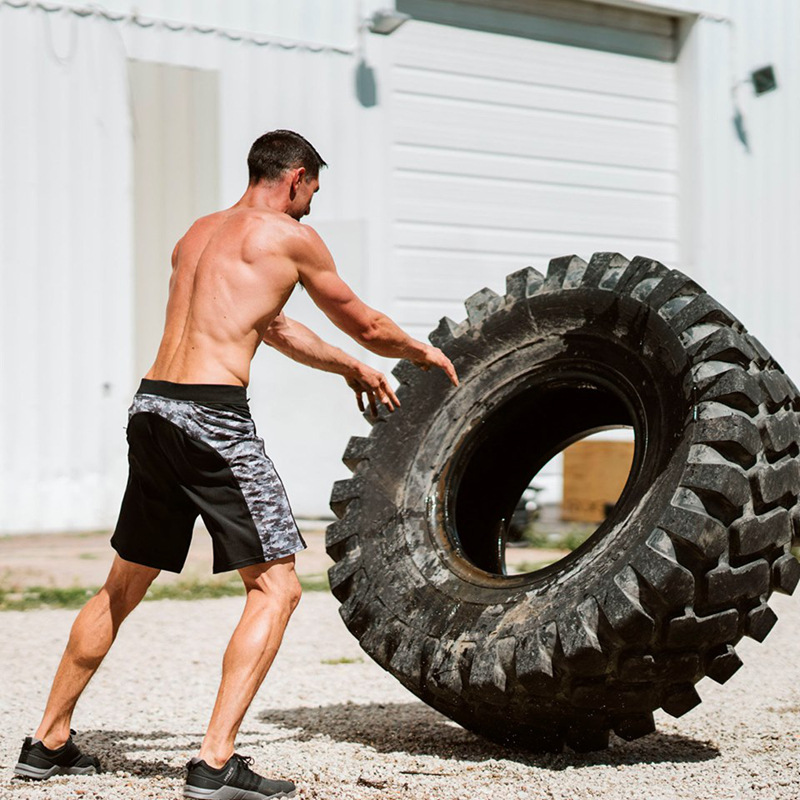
[111,379,306,573]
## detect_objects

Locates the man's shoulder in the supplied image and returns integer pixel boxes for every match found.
[189,209,229,233]
[232,214,309,274]
[239,209,298,247]
[246,214,325,255]
[288,222,329,258]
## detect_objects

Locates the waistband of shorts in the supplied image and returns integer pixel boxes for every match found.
[137,379,249,406]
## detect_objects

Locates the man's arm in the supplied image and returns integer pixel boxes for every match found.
[263,312,400,416]
[293,227,458,386]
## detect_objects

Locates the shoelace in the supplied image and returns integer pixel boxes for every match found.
[230,754,262,791]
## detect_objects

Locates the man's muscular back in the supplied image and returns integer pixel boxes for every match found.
[146,207,302,388]
[145,137,457,405]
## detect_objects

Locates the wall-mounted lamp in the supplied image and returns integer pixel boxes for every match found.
[751,65,777,96]
[355,9,411,108]
[731,62,778,151]
[366,9,410,35]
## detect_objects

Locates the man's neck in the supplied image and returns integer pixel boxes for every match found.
[235,181,290,215]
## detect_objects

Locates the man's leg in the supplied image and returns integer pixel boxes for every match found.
[34,554,160,748]
[198,555,302,767]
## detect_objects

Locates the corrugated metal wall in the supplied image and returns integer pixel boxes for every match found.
[0,7,133,532]
[1,0,798,532]
[676,0,800,379]
[0,0,369,531]
[383,15,681,343]
[37,0,359,50]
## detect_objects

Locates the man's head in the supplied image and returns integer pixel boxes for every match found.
[247,130,327,220]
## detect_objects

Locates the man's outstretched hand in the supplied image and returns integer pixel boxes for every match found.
[345,364,401,418]
[411,344,459,387]
[345,346,459,418]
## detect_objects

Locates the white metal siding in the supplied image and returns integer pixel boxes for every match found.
[34,0,359,50]
[676,0,800,382]
[0,8,133,532]
[385,19,680,341]
[1,0,800,532]
[0,2,370,531]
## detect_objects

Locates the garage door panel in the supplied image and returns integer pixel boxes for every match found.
[394,250,537,300]
[394,223,678,265]
[395,95,678,172]
[404,323,444,343]
[395,297,474,327]
[387,16,680,320]
[392,248,682,331]
[394,66,678,126]
[393,24,678,102]
[393,247,681,298]
[393,173,678,240]
[394,193,675,241]
[394,144,678,195]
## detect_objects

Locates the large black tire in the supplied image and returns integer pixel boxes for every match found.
[326,253,800,752]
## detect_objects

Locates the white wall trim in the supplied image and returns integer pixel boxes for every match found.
[0,0,357,54]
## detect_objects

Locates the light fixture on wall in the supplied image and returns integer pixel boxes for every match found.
[731,63,778,152]
[701,15,778,152]
[355,8,411,107]
[366,9,410,35]
[751,65,777,96]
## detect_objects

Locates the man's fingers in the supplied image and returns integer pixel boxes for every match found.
[432,350,459,387]
[444,360,459,387]
[385,384,401,409]
[376,378,399,411]
[350,370,404,415]
[380,393,395,411]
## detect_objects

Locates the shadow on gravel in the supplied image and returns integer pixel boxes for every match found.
[76,729,201,779]
[258,701,720,768]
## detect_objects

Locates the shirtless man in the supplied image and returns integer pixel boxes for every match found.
[15,130,458,799]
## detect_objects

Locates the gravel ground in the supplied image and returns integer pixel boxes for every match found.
[1,590,799,800]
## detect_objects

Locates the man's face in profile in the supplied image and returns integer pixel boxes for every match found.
[290,174,320,220]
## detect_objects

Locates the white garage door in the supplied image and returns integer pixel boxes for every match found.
[385,1,681,341]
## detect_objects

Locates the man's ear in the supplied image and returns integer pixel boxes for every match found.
[288,167,305,200]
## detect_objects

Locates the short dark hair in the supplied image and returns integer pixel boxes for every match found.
[247,130,327,185]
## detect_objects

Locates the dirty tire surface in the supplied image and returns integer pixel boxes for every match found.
[325,253,800,752]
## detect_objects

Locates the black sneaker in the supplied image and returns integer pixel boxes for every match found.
[14,730,101,780]
[184,754,296,799]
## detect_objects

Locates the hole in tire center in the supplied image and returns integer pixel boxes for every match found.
[505,429,635,576]
[448,377,639,579]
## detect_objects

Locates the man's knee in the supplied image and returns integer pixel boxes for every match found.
[241,558,302,613]
[261,570,302,614]
[285,573,302,612]
[104,555,159,607]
